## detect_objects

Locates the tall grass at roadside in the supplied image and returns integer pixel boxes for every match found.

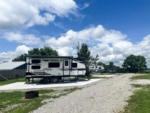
[131,74,150,80]
[122,86,150,113]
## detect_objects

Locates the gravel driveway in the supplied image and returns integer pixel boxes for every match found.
[32,74,133,113]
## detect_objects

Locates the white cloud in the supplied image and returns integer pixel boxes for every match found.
[0,0,77,29]
[32,0,78,16]
[81,3,90,10]
[0,45,30,62]
[2,32,42,46]
[15,45,31,55]
[1,24,150,67]
[137,35,150,65]
[45,25,150,67]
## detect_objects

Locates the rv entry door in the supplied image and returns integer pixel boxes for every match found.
[64,60,70,76]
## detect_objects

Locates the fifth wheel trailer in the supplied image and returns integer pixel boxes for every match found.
[26,56,86,83]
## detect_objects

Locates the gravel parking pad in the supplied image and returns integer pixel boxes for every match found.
[32,74,133,113]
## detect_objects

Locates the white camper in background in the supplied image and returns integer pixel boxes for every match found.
[26,56,86,82]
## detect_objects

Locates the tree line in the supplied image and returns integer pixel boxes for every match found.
[13,47,58,61]
[13,44,147,73]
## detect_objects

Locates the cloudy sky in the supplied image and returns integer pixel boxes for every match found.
[0,0,150,67]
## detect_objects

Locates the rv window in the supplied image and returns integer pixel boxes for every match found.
[65,61,68,66]
[31,66,41,69]
[49,62,60,68]
[72,63,77,68]
[31,59,41,64]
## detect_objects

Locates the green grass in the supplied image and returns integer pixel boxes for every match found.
[0,88,78,113]
[123,86,150,113]
[0,78,25,86]
[131,74,150,80]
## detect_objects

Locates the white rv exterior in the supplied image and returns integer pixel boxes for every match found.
[26,56,86,82]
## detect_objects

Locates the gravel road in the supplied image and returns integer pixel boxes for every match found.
[32,74,133,113]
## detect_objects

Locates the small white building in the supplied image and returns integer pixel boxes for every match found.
[0,61,26,80]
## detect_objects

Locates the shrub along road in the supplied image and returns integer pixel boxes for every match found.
[32,74,133,113]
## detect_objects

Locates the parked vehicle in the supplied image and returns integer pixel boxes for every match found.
[26,56,86,83]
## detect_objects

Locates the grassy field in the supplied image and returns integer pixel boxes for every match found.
[0,78,25,86]
[121,73,150,113]
[123,85,150,113]
[131,74,150,80]
[0,88,78,113]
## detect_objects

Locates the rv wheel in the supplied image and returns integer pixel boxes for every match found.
[57,77,63,82]
[51,77,58,83]
[75,76,79,81]
[25,78,30,84]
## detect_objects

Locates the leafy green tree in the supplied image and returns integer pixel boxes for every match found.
[104,62,120,73]
[90,54,99,67]
[107,62,115,72]
[28,48,40,56]
[13,47,58,61]
[28,47,58,57]
[77,43,91,77]
[97,61,105,66]
[122,55,147,73]
[13,54,28,61]
[104,62,115,73]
